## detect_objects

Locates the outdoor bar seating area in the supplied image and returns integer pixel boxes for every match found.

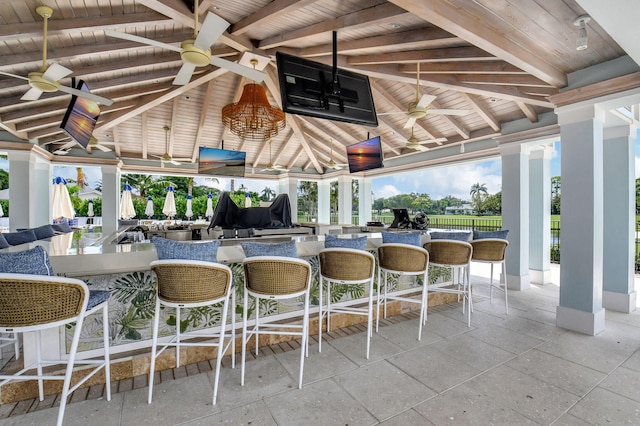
[0,223,511,424]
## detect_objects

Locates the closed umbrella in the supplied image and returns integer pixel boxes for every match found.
[52,177,75,222]
[205,193,214,219]
[245,191,252,208]
[145,196,154,218]
[163,186,177,219]
[185,195,193,219]
[120,183,136,219]
[0,202,3,218]
[87,199,94,218]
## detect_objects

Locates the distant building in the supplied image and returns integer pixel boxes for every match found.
[445,204,474,215]
[76,189,102,201]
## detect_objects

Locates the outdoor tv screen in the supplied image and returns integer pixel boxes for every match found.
[60,80,100,148]
[198,147,246,177]
[346,136,384,173]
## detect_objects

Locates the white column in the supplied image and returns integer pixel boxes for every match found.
[500,143,531,291]
[358,177,372,226]
[317,179,331,224]
[529,145,553,284]
[602,124,636,313]
[278,176,298,222]
[101,165,120,235]
[337,175,352,225]
[7,150,51,231]
[556,103,605,335]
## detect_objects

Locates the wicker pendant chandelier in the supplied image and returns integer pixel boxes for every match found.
[221,61,286,141]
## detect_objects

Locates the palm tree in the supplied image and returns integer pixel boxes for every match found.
[470,183,488,215]
[260,186,276,201]
[122,174,174,198]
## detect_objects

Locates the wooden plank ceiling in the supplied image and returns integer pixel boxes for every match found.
[0,0,626,177]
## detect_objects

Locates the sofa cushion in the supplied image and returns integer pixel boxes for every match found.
[33,224,56,240]
[0,233,8,249]
[472,230,509,240]
[52,222,72,233]
[3,229,37,246]
[0,245,53,275]
[240,240,298,258]
[381,231,421,247]
[324,234,367,250]
[429,231,472,242]
[153,237,220,262]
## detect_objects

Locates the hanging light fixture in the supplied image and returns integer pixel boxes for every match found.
[221,59,286,141]
[573,15,591,51]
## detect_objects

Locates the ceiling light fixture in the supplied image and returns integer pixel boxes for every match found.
[573,15,591,51]
[221,59,285,141]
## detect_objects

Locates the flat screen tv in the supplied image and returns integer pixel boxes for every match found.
[276,51,378,126]
[60,80,100,148]
[346,136,384,173]
[198,147,246,177]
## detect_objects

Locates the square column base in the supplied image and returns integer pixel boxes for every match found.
[530,269,552,285]
[556,305,605,335]
[603,290,636,313]
[506,273,530,291]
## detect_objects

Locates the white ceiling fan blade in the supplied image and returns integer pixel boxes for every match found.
[414,144,429,152]
[104,29,182,53]
[59,141,78,150]
[95,144,112,152]
[209,56,265,82]
[0,70,30,81]
[53,149,69,155]
[403,116,417,129]
[377,111,408,116]
[193,12,228,51]
[172,158,192,162]
[173,62,197,85]
[56,85,114,106]
[416,94,436,109]
[169,159,181,166]
[21,87,44,101]
[429,108,472,116]
[42,63,73,82]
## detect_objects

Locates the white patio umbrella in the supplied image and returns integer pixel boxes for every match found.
[119,183,136,219]
[162,186,177,219]
[145,196,154,218]
[0,202,3,217]
[205,193,214,219]
[87,199,95,218]
[185,195,193,219]
[52,177,75,222]
[245,191,252,208]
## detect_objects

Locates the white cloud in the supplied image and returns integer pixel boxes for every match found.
[375,184,401,199]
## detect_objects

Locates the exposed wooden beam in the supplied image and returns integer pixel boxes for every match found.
[258,3,409,50]
[398,62,526,75]
[516,101,538,123]
[348,47,495,65]
[141,112,149,159]
[230,0,319,35]
[426,98,469,139]
[386,0,567,87]
[190,80,216,161]
[455,74,553,88]
[459,93,500,132]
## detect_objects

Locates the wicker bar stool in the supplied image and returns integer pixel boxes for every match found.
[471,238,509,313]
[241,256,311,389]
[318,248,376,358]
[0,273,111,426]
[426,240,474,327]
[148,260,234,405]
[377,243,430,340]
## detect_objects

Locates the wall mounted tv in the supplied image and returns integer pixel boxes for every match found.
[276,51,378,126]
[59,80,100,148]
[346,136,384,173]
[198,147,246,177]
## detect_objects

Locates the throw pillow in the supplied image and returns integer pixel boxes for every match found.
[3,229,37,246]
[472,230,509,240]
[33,224,56,240]
[429,231,472,242]
[324,234,367,250]
[240,240,298,258]
[52,222,72,233]
[0,245,53,275]
[153,237,220,262]
[381,231,422,247]
[0,233,9,249]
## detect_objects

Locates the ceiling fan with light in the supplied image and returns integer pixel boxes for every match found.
[0,6,113,105]
[405,126,447,152]
[105,0,265,85]
[322,139,348,170]
[86,136,124,153]
[261,140,289,172]
[377,63,470,129]
[151,126,192,166]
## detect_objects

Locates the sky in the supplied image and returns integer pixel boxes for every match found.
[3,130,639,202]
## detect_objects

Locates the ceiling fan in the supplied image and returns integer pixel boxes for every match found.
[86,136,124,153]
[104,0,265,85]
[377,63,470,129]
[151,126,192,166]
[0,6,113,105]
[261,140,289,172]
[405,126,448,152]
[322,139,348,170]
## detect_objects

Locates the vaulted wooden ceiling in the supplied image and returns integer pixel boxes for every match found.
[0,0,631,178]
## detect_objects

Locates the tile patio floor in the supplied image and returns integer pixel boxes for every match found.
[3,264,640,425]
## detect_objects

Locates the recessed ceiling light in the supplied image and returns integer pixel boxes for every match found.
[389,23,401,29]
